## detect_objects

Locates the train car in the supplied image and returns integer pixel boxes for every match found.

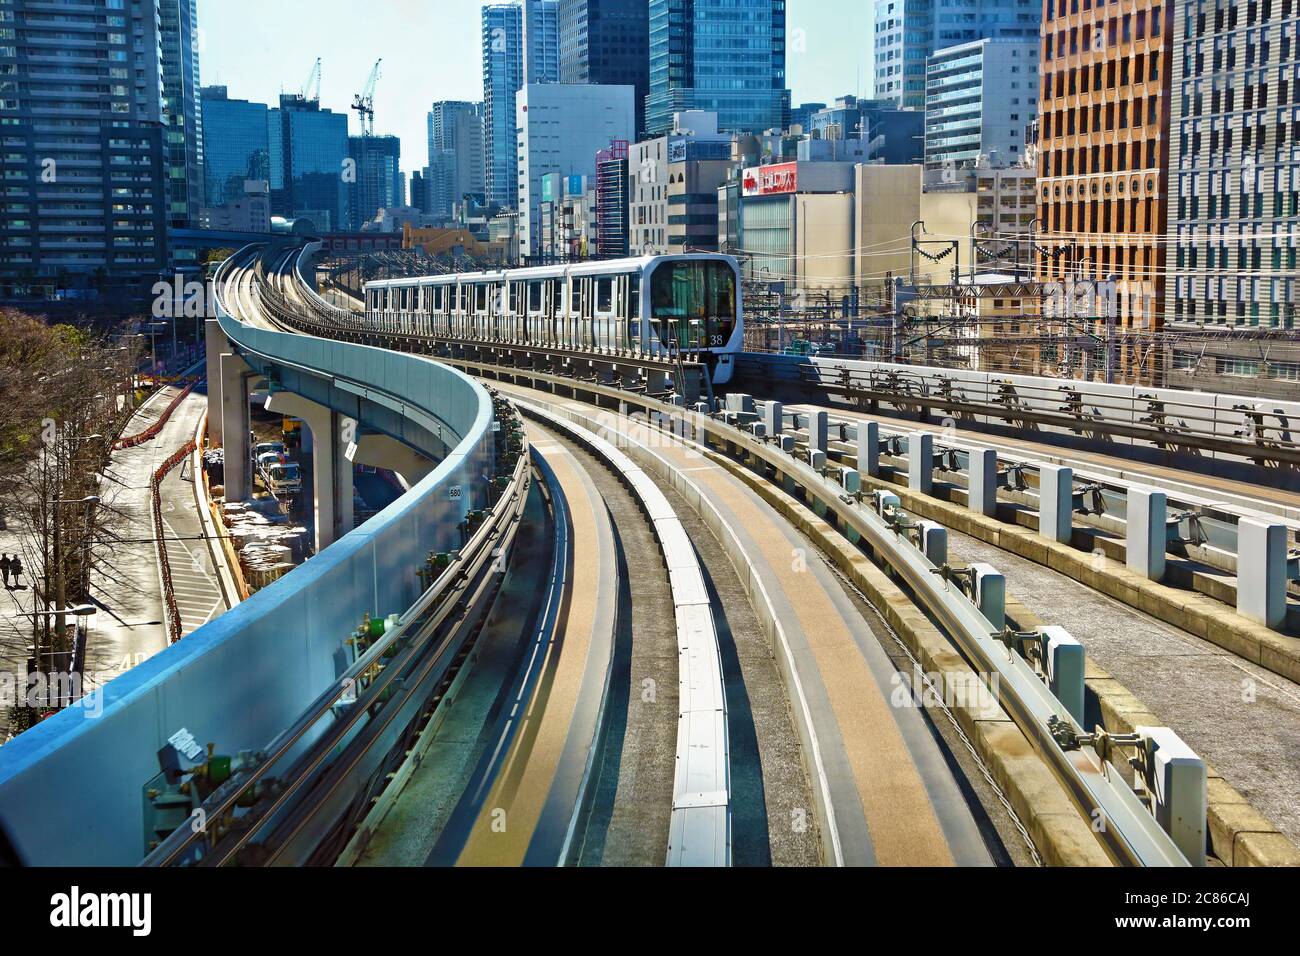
[362,254,743,385]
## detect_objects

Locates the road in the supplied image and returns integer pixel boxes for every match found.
[83,382,228,685]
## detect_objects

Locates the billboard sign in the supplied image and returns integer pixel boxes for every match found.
[742,162,798,196]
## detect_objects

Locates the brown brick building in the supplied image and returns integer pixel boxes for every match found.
[1036,0,1173,378]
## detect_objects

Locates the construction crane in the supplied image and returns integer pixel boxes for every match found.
[296,57,321,104]
[352,59,382,136]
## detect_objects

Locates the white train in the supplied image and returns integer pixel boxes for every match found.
[363,254,743,385]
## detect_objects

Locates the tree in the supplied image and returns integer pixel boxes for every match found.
[0,308,143,722]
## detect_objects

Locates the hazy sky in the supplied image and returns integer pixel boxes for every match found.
[197,0,874,178]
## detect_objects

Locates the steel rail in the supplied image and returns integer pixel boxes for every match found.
[225,480,529,867]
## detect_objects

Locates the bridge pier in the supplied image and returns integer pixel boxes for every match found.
[206,317,231,444]
[354,433,435,489]
[267,391,354,550]
[219,352,253,501]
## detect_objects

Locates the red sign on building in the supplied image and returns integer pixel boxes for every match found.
[742,162,798,196]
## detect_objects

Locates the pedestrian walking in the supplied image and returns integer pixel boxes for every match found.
[0,553,10,589]
[9,555,22,589]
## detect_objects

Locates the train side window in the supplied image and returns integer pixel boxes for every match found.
[596,277,613,313]
[628,274,641,319]
[528,281,542,312]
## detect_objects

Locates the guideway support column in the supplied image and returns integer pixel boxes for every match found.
[219,351,253,501]
[206,318,233,444]
[266,391,354,550]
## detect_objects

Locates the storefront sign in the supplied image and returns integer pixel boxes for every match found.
[742,162,798,196]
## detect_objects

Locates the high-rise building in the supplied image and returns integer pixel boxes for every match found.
[159,0,204,229]
[874,0,1040,110]
[268,95,350,231]
[0,0,172,297]
[428,101,485,222]
[482,3,525,207]
[559,0,651,135]
[1037,0,1172,381]
[646,0,790,136]
[200,87,272,207]
[516,83,635,258]
[924,38,1038,171]
[524,0,561,83]
[348,135,404,230]
[1163,0,1300,396]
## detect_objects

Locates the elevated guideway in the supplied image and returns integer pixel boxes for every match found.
[0,246,499,866]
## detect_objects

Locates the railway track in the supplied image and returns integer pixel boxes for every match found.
[205,243,1229,867]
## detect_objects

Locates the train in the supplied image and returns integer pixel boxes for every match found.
[362,254,744,385]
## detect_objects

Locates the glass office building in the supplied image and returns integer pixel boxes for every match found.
[200,87,271,207]
[482,3,524,207]
[269,95,349,232]
[559,0,650,135]
[159,0,203,228]
[924,38,1037,170]
[348,134,404,230]
[646,0,790,136]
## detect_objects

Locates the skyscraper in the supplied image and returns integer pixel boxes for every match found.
[524,0,561,84]
[268,95,350,232]
[646,0,790,136]
[348,134,404,230]
[428,101,485,221]
[482,3,524,207]
[200,87,272,207]
[0,0,172,297]
[159,0,204,228]
[1037,0,1172,382]
[483,2,560,209]
[873,0,1040,110]
[559,0,650,135]
[1163,0,1300,396]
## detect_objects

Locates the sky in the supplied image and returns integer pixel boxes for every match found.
[196,0,874,180]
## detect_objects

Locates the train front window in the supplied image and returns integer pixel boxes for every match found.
[649,260,736,349]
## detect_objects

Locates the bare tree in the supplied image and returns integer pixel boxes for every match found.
[0,309,143,725]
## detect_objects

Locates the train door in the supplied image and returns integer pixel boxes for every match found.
[579,277,593,349]
[627,272,641,351]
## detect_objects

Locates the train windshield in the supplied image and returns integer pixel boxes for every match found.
[649,260,737,349]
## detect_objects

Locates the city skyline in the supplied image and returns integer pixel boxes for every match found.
[197,0,874,179]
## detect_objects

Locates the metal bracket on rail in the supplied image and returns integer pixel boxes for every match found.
[1166,510,1208,548]
[1045,717,1207,868]
[929,563,976,594]
[1000,462,1030,491]
[995,627,1046,669]
[1074,483,1106,517]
